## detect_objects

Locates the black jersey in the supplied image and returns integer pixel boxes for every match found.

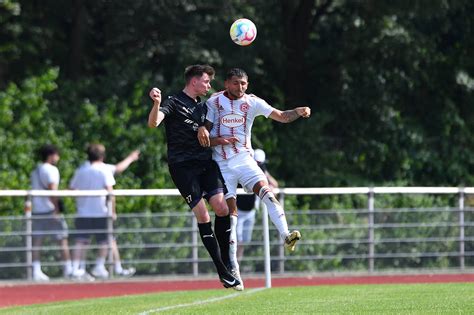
[160,91,212,165]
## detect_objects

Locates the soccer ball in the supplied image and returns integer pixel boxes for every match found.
[229,18,257,46]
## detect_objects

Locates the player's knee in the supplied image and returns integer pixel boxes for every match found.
[214,202,229,217]
[258,185,272,199]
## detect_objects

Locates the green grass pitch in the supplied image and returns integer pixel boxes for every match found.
[1,283,473,314]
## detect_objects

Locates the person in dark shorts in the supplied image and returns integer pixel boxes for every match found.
[147,64,242,290]
[69,143,116,280]
[30,144,72,281]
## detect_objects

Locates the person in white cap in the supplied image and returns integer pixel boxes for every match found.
[197,68,311,288]
[236,149,278,264]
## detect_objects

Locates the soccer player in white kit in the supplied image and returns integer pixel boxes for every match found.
[198,68,311,286]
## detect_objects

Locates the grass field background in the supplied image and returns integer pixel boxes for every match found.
[1,283,473,314]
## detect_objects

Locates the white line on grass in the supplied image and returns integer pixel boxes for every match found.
[137,288,267,315]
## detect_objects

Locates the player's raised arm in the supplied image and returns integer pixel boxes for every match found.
[147,87,165,128]
[269,106,311,123]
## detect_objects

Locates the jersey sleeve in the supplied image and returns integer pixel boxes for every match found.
[205,98,216,125]
[253,97,274,118]
[159,98,175,117]
[105,163,117,175]
[41,165,60,187]
[103,169,116,188]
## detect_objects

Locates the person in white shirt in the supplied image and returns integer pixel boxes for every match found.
[30,144,72,281]
[69,143,116,279]
[198,68,311,286]
[78,150,140,277]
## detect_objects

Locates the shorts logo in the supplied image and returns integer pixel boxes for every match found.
[240,103,249,112]
[221,114,245,128]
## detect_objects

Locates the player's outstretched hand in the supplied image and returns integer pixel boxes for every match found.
[198,127,210,147]
[149,87,161,104]
[296,107,311,118]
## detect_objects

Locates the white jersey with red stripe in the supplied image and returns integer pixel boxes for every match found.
[206,91,274,162]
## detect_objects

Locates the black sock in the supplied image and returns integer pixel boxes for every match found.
[214,214,231,268]
[198,222,228,276]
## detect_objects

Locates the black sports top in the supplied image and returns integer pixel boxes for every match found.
[159,91,212,165]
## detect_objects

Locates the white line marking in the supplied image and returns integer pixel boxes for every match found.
[137,287,266,315]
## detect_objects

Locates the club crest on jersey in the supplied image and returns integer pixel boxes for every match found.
[240,103,249,112]
[221,114,245,128]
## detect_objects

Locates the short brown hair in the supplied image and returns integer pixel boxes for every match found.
[184,64,215,84]
[86,143,106,162]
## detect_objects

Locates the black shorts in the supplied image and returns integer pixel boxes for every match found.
[74,217,109,244]
[169,159,226,209]
[32,212,69,241]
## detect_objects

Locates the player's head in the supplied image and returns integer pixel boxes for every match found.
[87,143,106,162]
[225,68,248,99]
[38,144,60,164]
[184,64,215,96]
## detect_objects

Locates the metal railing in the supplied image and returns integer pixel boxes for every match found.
[0,187,473,287]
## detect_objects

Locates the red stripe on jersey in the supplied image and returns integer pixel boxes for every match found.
[230,99,239,154]
[215,97,226,160]
[243,110,249,148]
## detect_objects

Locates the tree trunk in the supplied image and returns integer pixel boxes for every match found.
[282,0,333,107]
[67,0,88,79]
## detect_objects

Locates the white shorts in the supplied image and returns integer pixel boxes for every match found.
[217,152,267,199]
[237,209,256,243]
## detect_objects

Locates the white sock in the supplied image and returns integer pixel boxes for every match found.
[80,260,86,271]
[72,260,81,272]
[64,260,73,274]
[32,261,41,273]
[229,215,239,271]
[96,257,106,268]
[115,262,123,273]
[258,186,289,240]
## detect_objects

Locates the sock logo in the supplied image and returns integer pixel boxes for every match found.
[203,233,214,238]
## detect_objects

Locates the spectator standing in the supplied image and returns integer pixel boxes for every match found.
[30,144,72,281]
[69,143,115,280]
[78,149,140,277]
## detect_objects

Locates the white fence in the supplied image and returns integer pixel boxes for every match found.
[0,187,473,287]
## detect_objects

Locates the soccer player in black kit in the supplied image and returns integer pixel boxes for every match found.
[147,64,242,290]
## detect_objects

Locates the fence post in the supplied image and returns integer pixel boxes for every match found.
[459,188,465,271]
[106,193,114,277]
[278,192,285,274]
[24,195,32,281]
[262,195,272,288]
[192,215,198,276]
[368,188,375,273]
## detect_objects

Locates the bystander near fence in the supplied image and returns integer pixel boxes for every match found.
[0,187,473,286]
